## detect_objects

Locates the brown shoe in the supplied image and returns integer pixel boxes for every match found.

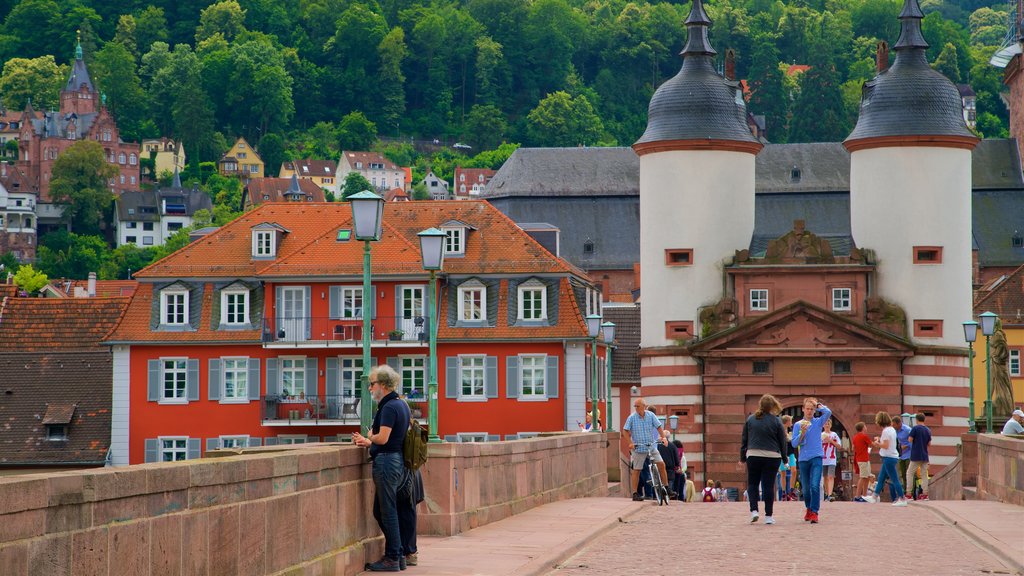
[405,553,418,566]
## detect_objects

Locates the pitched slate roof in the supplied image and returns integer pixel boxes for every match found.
[481,147,639,199]
[603,305,640,383]
[244,177,326,208]
[0,351,111,466]
[0,296,130,351]
[974,189,1024,266]
[116,184,213,221]
[751,193,853,256]
[755,143,851,193]
[973,264,1024,327]
[973,139,1024,189]
[282,159,338,177]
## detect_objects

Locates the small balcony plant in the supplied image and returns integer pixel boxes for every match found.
[387,329,405,341]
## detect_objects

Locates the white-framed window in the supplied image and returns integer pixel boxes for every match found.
[340,357,367,398]
[401,356,426,395]
[339,286,363,318]
[460,356,486,398]
[443,227,464,254]
[518,283,546,321]
[129,153,137,165]
[456,433,488,443]
[220,435,249,448]
[221,288,249,325]
[161,359,188,401]
[118,152,126,164]
[160,437,188,461]
[750,289,769,311]
[119,174,126,184]
[458,282,486,322]
[519,355,547,398]
[161,288,188,325]
[1010,350,1021,377]
[278,435,308,445]
[832,288,852,311]
[585,287,601,317]
[281,358,305,396]
[222,358,249,401]
[253,230,274,257]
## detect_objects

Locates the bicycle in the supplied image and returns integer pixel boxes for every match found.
[638,444,670,506]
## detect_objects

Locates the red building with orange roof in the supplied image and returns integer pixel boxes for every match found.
[104,200,606,465]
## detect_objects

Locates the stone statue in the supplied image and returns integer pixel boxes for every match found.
[989,327,1014,417]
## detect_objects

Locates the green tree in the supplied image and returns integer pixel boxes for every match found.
[173,69,216,167]
[932,42,961,82]
[787,56,850,143]
[258,133,286,178]
[37,231,110,280]
[134,6,168,57]
[747,36,789,143]
[0,55,66,110]
[341,171,373,200]
[526,91,604,147]
[12,263,48,294]
[1,0,61,59]
[474,36,506,106]
[113,15,138,58]
[0,251,21,274]
[91,42,148,141]
[49,141,117,235]
[100,244,156,280]
[411,182,429,201]
[376,26,407,131]
[227,37,294,138]
[463,104,507,150]
[337,111,377,151]
[196,0,247,43]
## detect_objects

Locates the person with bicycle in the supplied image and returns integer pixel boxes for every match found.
[623,398,669,502]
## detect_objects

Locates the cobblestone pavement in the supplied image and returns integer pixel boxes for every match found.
[547,500,1016,576]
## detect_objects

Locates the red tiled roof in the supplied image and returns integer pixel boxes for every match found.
[786,64,811,76]
[341,151,400,171]
[51,280,138,298]
[245,178,326,207]
[385,188,409,202]
[282,159,338,176]
[105,283,263,343]
[974,264,1024,326]
[0,296,129,351]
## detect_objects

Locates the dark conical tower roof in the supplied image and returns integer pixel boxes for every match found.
[64,36,95,93]
[634,0,759,151]
[284,174,304,201]
[171,167,182,189]
[845,0,976,148]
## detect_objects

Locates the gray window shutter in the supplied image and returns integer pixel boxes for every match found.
[486,434,500,442]
[208,358,221,401]
[505,434,519,440]
[307,435,320,443]
[585,355,592,401]
[305,358,318,398]
[266,358,280,395]
[144,438,159,462]
[506,356,520,399]
[186,438,201,459]
[485,356,498,398]
[444,435,459,443]
[386,357,401,391]
[265,437,279,446]
[303,286,312,339]
[325,358,339,396]
[545,356,560,399]
[274,286,283,333]
[329,286,341,319]
[370,285,377,319]
[187,359,200,401]
[248,437,262,447]
[248,358,261,400]
[445,357,459,398]
[206,438,221,451]
[148,360,160,401]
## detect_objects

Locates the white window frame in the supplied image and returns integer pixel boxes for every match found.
[518,284,547,321]
[458,283,486,322]
[340,357,367,399]
[750,289,769,311]
[339,286,364,318]
[278,435,308,445]
[159,436,189,461]
[456,432,488,443]
[221,357,249,402]
[129,153,137,165]
[221,288,249,326]
[443,227,464,254]
[161,288,189,326]
[220,435,249,448]
[280,357,306,397]
[160,358,188,403]
[519,355,547,399]
[401,356,426,396]
[459,355,486,399]
[1010,350,1021,377]
[831,287,852,311]
[585,287,601,317]
[253,230,275,257]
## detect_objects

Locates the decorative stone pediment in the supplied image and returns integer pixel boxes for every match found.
[764,220,835,263]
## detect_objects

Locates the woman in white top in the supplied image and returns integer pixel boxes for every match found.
[863,411,909,506]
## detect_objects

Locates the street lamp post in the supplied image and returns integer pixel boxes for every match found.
[963,320,979,433]
[602,321,616,432]
[350,191,384,432]
[586,314,602,432]
[418,228,445,443]
[980,311,998,433]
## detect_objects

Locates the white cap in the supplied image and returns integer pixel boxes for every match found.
[1013,409,1024,418]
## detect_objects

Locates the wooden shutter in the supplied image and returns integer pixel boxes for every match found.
[144,438,159,462]
[266,358,280,395]
[206,438,221,451]
[247,358,261,400]
[148,360,160,401]
[303,286,312,339]
[325,358,339,397]
[506,356,520,399]
[186,438,201,459]
[445,357,459,398]
[304,358,318,399]
[187,359,199,401]
[545,356,560,399]
[485,356,498,398]
[208,359,221,401]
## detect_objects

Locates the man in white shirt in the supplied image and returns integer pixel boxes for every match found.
[1001,409,1024,435]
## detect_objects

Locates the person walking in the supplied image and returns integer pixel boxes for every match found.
[792,397,831,523]
[623,398,668,501]
[740,394,788,525]
[657,431,680,499]
[906,413,932,500]
[353,365,413,572]
[821,418,841,501]
[863,411,909,506]
[892,416,912,494]
[851,422,872,501]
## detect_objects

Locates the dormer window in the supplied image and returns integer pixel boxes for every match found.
[253,230,275,257]
[221,286,249,326]
[444,227,465,255]
[161,287,189,325]
[791,167,801,181]
[458,280,486,322]
[518,280,547,321]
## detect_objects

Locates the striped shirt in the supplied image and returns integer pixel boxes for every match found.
[624,410,663,447]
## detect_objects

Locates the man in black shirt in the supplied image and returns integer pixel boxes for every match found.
[353,365,411,572]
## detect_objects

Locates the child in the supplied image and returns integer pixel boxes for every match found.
[702,479,716,502]
[714,480,727,502]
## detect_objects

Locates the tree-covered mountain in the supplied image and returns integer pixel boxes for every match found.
[0,0,1013,165]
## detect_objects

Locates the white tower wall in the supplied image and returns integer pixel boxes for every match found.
[639,149,756,348]
[849,146,972,347]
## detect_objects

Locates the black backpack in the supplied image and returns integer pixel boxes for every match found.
[403,419,429,471]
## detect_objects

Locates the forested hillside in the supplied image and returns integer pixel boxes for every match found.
[0,0,1013,166]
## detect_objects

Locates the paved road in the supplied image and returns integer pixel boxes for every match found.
[547,500,1015,576]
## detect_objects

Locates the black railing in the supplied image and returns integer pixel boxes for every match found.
[262,394,359,423]
[261,315,430,344]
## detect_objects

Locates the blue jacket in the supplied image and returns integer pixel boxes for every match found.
[791,404,831,461]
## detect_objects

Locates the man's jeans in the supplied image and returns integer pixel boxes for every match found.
[371,452,409,560]
[798,457,823,513]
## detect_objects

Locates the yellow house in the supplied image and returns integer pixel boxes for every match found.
[141,138,185,179]
[971,263,1024,429]
[218,137,264,178]
[279,159,337,192]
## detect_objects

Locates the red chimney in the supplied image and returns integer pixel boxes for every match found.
[725,49,736,80]
[876,41,889,73]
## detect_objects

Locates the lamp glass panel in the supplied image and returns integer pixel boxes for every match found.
[351,193,383,240]
[586,314,601,338]
[963,321,978,343]
[980,312,997,336]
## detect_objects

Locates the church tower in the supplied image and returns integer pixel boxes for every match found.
[60,35,97,117]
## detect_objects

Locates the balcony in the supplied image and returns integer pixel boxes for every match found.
[261,393,428,426]
[262,315,429,348]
